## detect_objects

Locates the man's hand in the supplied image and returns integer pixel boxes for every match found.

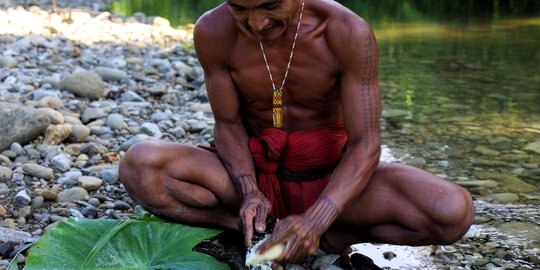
[257,215,322,263]
[240,190,271,247]
[258,196,340,263]
[234,173,271,247]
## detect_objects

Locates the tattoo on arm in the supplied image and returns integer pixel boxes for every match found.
[359,32,379,150]
[234,173,258,197]
[305,196,339,233]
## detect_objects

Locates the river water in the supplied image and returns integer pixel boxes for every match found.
[111,1,540,268]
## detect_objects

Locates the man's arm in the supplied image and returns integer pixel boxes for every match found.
[306,12,381,226]
[308,12,382,231]
[258,13,381,261]
[194,12,270,247]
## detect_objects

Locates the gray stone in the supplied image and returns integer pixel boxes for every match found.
[94,66,128,81]
[523,140,540,154]
[58,170,82,186]
[0,166,13,180]
[146,83,167,95]
[69,124,91,142]
[57,187,89,202]
[99,167,119,184]
[88,197,101,207]
[454,180,498,188]
[36,96,64,109]
[14,190,31,206]
[22,163,54,180]
[10,143,25,155]
[36,107,64,125]
[51,153,72,172]
[120,134,155,151]
[473,172,536,193]
[106,113,127,130]
[0,104,50,151]
[0,227,31,243]
[140,122,162,138]
[489,193,520,204]
[113,200,132,210]
[121,90,145,102]
[59,71,105,99]
[78,176,103,191]
[81,107,107,123]
[474,146,501,157]
[312,255,340,270]
[31,196,45,209]
[0,56,17,68]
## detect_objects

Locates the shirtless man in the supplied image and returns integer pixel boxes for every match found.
[119,0,474,263]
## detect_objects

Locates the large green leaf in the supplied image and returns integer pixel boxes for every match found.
[24,218,228,270]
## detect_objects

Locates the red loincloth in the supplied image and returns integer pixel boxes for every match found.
[248,123,347,219]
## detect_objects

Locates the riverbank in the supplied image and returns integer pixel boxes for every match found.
[0,1,539,270]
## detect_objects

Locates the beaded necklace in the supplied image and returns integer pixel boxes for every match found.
[258,0,305,128]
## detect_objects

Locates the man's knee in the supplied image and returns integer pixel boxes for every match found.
[435,186,475,244]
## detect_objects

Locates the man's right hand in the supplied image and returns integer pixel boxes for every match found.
[240,190,271,247]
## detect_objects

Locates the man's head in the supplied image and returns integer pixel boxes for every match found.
[225,0,303,40]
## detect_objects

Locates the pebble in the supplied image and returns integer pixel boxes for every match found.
[51,153,72,172]
[57,187,89,202]
[31,196,44,209]
[77,176,103,191]
[58,170,82,186]
[14,190,31,206]
[44,124,72,145]
[59,71,105,100]
[21,163,54,181]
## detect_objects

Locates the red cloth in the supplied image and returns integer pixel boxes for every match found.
[248,123,347,219]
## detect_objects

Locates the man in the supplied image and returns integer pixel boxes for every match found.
[119,0,474,263]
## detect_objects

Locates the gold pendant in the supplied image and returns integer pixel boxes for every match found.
[272,107,283,128]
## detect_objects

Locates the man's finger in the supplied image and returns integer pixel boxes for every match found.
[242,206,256,247]
[255,205,267,233]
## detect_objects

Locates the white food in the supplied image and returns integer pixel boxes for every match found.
[245,234,286,267]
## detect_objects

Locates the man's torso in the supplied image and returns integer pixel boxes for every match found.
[199,0,359,135]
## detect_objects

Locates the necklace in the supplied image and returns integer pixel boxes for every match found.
[258,0,305,129]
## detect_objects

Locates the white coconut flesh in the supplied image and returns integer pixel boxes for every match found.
[245,234,286,267]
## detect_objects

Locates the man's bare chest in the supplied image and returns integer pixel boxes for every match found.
[227,37,340,107]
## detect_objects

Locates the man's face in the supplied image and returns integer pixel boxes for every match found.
[226,0,301,40]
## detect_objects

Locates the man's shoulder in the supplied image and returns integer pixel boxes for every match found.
[195,4,237,41]
[315,0,369,34]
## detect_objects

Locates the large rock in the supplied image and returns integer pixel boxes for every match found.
[59,71,105,99]
[0,103,50,151]
[523,140,540,154]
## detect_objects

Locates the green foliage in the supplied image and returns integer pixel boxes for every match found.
[110,0,540,27]
[23,217,228,270]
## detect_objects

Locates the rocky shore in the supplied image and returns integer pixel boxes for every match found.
[0,1,539,270]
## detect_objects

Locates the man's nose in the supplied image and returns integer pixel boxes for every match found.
[248,11,269,32]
